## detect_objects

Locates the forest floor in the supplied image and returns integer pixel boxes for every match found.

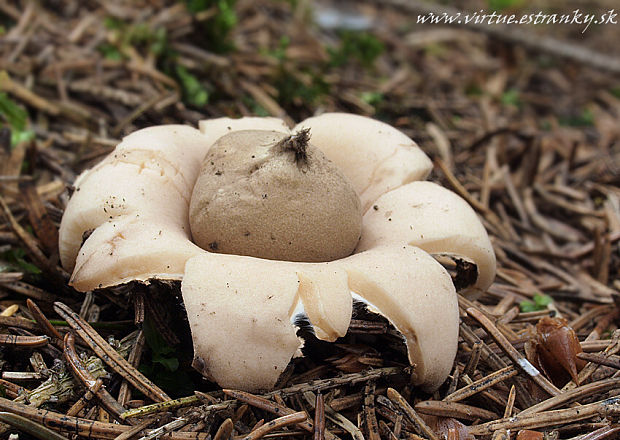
[0,1,619,439]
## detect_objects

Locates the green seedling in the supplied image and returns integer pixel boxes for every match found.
[520,293,553,313]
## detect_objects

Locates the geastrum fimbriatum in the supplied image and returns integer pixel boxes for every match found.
[59,113,496,392]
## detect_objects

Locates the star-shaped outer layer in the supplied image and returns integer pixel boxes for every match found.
[58,113,496,393]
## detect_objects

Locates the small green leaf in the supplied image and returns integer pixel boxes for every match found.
[175,65,209,107]
[0,248,41,275]
[274,69,329,106]
[11,129,34,146]
[519,301,536,313]
[501,89,521,108]
[360,91,383,106]
[0,92,28,132]
[267,36,290,62]
[559,108,595,127]
[0,95,34,146]
[150,27,168,56]
[185,0,209,13]
[217,0,237,31]
[104,17,125,30]
[142,318,175,357]
[243,96,269,117]
[534,293,552,307]
[98,43,124,61]
[328,31,384,68]
[520,293,553,312]
[185,0,237,53]
[139,320,194,398]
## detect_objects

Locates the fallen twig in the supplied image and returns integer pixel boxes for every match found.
[469,397,620,435]
[386,388,439,440]
[242,412,307,440]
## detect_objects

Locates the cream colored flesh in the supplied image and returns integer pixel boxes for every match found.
[356,181,496,294]
[342,246,458,391]
[59,125,208,276]
[182,245,457,392]
[182,253,352,391]
[71,216,203,291]
[294,113,433,212]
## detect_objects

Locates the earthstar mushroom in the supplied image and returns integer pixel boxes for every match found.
[58,113,496,392]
